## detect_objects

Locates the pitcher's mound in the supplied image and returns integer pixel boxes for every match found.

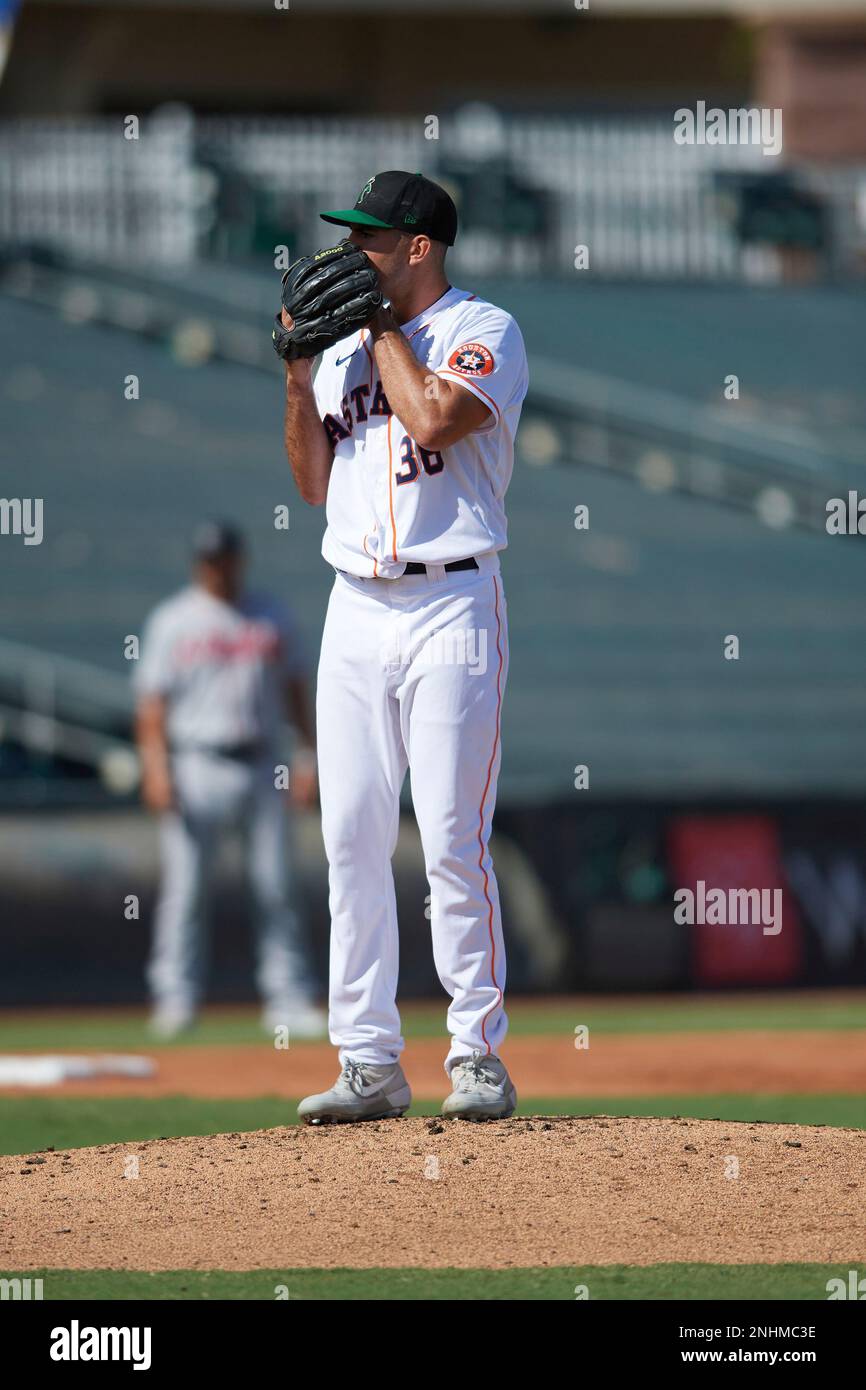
[4,1116,865,1271]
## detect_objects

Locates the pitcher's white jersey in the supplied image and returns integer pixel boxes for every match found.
[312,286,529,578]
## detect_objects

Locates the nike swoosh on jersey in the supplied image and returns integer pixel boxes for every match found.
[335,350,357,366]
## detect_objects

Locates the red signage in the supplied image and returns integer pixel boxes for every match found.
[667,815,803,985]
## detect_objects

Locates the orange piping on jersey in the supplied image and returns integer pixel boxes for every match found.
[362,530,378,577]
[358,328,378,574]
[435,370,501,423]
[477,574,505,1054]
[386,414,398,562]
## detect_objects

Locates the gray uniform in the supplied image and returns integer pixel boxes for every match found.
[135,584,315,1018]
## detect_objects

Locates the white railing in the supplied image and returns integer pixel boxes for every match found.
[1,112,863,278]
[0,111,201,265]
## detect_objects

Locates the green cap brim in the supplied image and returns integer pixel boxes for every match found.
[319,208,395,230]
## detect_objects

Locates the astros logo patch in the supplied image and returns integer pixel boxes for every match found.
[447,343,494,377]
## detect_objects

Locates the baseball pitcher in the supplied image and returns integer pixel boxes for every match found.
[274,172,528,1121]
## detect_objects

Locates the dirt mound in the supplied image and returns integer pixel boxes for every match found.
[4,1116,865,1271]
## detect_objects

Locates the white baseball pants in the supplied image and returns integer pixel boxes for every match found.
[149,749,315,1016]
[316,556,509,1074]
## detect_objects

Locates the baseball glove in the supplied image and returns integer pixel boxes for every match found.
[272,241,383,361]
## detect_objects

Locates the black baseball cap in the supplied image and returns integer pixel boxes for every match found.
[319,171,458,246]
[192,520,245,561]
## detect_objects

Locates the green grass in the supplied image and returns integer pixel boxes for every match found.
[1,1092,864,1156]
[1,992,865,1051]
[2,1264,859,1301]
[0,1096,298,1155]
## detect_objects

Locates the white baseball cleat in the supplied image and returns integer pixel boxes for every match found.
[442,1050,517,1120]
[298,1058,411,1125]
[261,1003,328,1040]
[148,1005,196,1040]
[286,1003,329,1040]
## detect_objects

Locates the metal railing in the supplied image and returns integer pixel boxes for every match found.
[0,637,137,801]
[521,358,852,533]
[1,112,864,279]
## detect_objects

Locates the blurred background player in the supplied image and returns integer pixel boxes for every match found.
[133,520,324,1039]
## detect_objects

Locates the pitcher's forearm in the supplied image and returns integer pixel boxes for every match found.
[284,361,334,506]
[369,307,490,450]
[369,309,439,443]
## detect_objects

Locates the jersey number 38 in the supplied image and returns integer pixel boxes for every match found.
[395,435,445,486]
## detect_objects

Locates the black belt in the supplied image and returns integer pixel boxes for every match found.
[402,557,478,576]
